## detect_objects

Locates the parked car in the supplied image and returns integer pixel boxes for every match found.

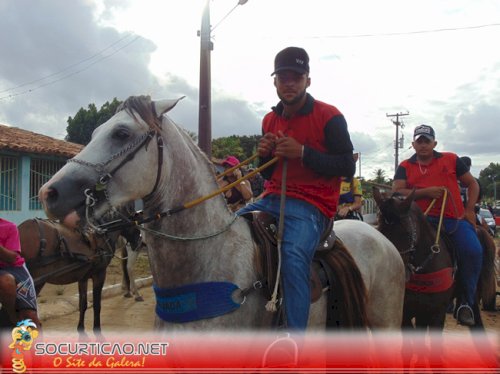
[493,207,500,226]
[478,208,496,235]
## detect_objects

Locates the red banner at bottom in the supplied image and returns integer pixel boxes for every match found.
[1,330,498,373]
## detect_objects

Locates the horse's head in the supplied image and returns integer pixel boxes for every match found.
[373,187,422,275]
[39,95,184,229]
[373,186,416,226]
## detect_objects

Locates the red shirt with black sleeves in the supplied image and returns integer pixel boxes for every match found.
[260,94,354,218]
[394,151,468,218]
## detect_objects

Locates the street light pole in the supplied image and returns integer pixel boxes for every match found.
[198,0,212,158]
[198,0,249,159]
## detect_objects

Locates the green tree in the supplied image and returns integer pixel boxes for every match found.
[66,98,122,145]
[238,135,261,160]
[211,136,245,160]
[211,135,261,163]
[478,162,500,202]
[372,168,389,185]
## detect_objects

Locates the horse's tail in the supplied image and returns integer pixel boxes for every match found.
[317,243,369,328]
[476,226,497,308]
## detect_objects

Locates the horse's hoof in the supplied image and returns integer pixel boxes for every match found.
[124,293,132,298]
[135,296,144,302]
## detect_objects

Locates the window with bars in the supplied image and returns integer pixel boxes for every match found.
[0,155,20,210]
[29,158,66,210]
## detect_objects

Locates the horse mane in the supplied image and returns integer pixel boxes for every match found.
[117,95,162,132]
[118,95,215,173]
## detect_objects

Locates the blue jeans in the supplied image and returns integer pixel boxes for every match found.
[427,217,483,306]
[237,195,329,330]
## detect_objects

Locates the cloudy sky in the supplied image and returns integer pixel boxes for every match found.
[1,0,499,178]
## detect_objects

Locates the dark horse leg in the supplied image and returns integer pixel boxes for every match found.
[77,279,89,336]
[401,313,418,371]
[424,311,448,370]
[91,270,107,337]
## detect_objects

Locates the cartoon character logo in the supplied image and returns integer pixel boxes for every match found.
[9,319,39,374]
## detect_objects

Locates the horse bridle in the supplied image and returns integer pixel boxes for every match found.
[64,105,241,241]
[382,197,439,274]
[27,219,91,285]
[67,110,165,231]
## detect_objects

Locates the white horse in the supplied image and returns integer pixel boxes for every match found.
[39,95,404,331]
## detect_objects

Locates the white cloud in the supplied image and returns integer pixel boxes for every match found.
[0,0,499,179]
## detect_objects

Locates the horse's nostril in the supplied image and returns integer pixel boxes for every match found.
[47,187,59,202]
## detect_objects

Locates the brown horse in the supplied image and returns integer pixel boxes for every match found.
[474,223,498,311]
[18,218,142,334]
[373,187,495,330]
[373,187,497,367]
[373,188,457,330]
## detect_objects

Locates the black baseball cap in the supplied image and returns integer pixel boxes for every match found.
[413,124,435,141]
[271,47,310,76]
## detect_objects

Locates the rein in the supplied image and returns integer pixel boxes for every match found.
[265,159,287,312]
[94,155,279,239]
[215,153,259,181]
[409,189,448,273]
[423,189,448,252]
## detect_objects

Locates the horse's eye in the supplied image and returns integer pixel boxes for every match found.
[113,128,130,140]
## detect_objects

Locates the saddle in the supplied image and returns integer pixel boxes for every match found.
[243,211,338,303]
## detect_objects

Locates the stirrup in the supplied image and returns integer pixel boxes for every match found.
[262,332,299,368]
[456,303,475,326]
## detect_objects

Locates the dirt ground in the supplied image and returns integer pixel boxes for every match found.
[37,245,500,337]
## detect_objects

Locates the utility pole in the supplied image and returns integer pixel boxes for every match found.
[353,152,361,178]
[198,0,213,158]
[386,111,409,171]
[358,152,362,179]
[197,0,249,159]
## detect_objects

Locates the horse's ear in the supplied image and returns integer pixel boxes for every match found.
[400,188,416,211]
[407,188,417,203]
[373,187,383,206]
[153,96,185,118]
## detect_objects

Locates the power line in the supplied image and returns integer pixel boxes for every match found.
[307,22,500,39]
[0,34,140,101]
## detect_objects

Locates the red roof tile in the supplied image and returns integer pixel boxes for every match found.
[0,124,83,158]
